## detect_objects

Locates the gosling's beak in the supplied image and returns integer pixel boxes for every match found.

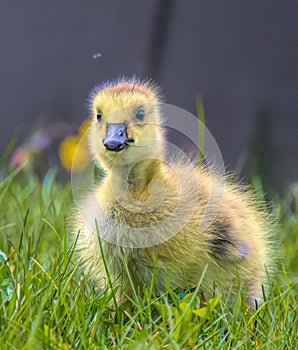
[103,123,132,152]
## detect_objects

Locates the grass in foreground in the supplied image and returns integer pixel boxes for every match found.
[0,168,297,349]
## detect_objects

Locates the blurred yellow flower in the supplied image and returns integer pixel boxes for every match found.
[59,120,91,172]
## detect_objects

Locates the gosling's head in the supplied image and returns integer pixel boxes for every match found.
[88,77,164,171]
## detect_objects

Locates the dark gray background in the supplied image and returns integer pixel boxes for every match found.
[0,1,296,193]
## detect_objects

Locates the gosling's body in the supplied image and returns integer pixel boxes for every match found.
[72,77,274,306]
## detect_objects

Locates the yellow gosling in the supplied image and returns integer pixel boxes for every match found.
[71,77,275,308]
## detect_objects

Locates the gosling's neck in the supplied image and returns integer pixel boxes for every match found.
[108,157,164,201]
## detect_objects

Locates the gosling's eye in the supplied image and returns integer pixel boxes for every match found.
[97,111,102,121]
[135,108,145,122]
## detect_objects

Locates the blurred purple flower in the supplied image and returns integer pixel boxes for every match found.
[10,121,76,170]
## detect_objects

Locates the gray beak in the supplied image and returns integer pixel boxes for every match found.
[103,123,129,152]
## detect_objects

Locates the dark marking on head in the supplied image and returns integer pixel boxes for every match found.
[88,76,161,110]
[131,83,136,93]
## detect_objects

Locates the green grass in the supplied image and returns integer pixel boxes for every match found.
[0,168,297,349]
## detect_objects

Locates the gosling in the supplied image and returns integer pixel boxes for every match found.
[71,77,274,307]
